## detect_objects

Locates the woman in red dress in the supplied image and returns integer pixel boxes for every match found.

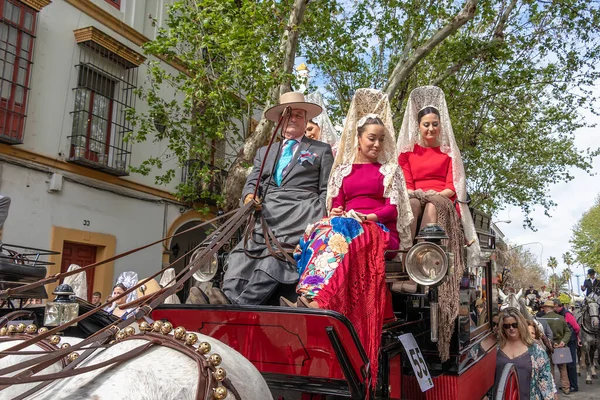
[396,86,480,362]
[398,106,458,239]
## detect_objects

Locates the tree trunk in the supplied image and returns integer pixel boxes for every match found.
[383,0,478,99]
[223,0,309,210]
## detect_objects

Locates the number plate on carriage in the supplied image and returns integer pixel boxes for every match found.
[399,333,433,392]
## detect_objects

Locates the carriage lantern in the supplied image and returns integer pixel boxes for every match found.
[44,284,79,327]
[189,245,220,283]
[405,223,450,343]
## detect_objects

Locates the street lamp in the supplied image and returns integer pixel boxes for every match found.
[493,220,512,224]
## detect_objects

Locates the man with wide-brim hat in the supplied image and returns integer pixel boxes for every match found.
[207,92,334,306]
[540,299,572,394]
[581,268,599,297]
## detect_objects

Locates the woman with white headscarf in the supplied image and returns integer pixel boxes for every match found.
[282,89,413,388]
[397,85,480,361]
[104,271,138,319]
[305,92,340,156]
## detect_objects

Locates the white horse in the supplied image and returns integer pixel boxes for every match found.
[578,296,600,385]
[0,326,272,400]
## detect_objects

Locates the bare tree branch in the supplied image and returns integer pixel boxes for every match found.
[383,0,478,98]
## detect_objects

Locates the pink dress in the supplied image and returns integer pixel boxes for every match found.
[331,163,399,251]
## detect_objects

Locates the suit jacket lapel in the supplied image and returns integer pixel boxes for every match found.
[282,136,312,184]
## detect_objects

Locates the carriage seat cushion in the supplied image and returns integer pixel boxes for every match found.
[0,260,47,283]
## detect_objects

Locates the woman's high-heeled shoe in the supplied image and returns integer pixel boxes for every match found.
[279,296,296,307]
[297,296,320,309]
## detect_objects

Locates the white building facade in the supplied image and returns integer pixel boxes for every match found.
[0,0,220,301]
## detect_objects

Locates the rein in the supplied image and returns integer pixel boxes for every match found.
[0,203,253,399]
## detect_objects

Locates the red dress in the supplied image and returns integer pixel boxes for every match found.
[398,144,459,212]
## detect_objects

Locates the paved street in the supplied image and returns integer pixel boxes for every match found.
[556,372,600,400]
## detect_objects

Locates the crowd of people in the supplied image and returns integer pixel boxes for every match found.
[493,271,600,399]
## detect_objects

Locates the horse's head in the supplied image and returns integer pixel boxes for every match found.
[500,289,521,311]
[587,298,600,328]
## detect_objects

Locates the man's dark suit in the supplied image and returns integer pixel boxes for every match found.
[582,277,600,296]
[222,136,334,305]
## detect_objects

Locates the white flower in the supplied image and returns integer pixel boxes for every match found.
[315,252,338,272]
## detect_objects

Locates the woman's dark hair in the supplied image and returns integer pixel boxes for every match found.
[417,107,440,123]
[308,119,317,124]
[113,283,127,291]
[357,117,385,136]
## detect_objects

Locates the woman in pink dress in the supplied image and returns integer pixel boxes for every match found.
[281,89,413,387]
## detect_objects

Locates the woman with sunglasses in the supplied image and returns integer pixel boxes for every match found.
[495,308,556,400]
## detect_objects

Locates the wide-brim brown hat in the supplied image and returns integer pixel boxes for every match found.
[265,92,322,122]
[542,300,555,308]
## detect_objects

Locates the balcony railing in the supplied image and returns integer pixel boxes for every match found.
[67,134,131,176]
[181,159,227,203]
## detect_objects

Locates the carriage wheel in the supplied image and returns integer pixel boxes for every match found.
[495,363,520,400]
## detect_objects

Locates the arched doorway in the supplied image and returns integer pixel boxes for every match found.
[168,220,209,302]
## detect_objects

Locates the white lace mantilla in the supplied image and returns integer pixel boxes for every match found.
[327,88,413,249]
[306,91,340,150]
[397,86,480,266]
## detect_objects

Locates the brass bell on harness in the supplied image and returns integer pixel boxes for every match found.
[173,326,186,340]
[25,324,37,334]
[16,323,26,333]
[116,330,127,340]
[139,321,152,332]
[124,326,136,337]
[0,327,7,336]
[208,354,222,367]
[184,332,198,346]
[197,342,211,354]
[7,325,16,334]
[61,343,71,349]
[49,335,61,345]
[152,321,164,333]
[38,327,49,334]
[213,367,226,382]
[67,352,79,363]
[160,322,173,335]
[213,386,228,400]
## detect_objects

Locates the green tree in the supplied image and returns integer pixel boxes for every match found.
[126,0,307,209]
[547,256,558,292]
[301,0,600,226]
[571,195,600,271]
[129,0,600,219]
[562,251,574,292]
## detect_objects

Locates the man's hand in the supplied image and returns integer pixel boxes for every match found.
[244,194,255,205]
[558,341,565,348]
[330,206,344,217]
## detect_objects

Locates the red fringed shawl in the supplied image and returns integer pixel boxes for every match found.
[315,221,389,389]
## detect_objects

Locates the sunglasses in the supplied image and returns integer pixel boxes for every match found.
[503,322,518,330]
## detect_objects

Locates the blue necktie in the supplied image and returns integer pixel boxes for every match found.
[274,139,297,186]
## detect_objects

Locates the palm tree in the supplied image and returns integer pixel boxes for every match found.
[561,269,572,293]
[562,252,574,293]
[548,256,558,292]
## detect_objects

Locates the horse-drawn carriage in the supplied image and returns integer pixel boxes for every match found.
[149,208,515,400]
